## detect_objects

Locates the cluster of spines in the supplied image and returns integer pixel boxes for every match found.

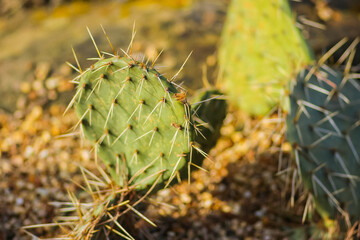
[287,40,360,229]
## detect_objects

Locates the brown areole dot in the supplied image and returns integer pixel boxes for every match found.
[171,122,182,130]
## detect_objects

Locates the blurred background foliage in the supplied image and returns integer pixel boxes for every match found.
[0,0,193,17]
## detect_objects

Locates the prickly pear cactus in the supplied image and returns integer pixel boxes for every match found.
[191,89,227,154]
[286,65,360,227]
[219,0,313,115]
[74,56,196,190]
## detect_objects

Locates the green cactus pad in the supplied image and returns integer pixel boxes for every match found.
[287,66,360,226]
[191,89,227,154]
[219,0,313,115]
[74,56,194,190]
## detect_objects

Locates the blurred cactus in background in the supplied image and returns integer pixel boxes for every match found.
[219,0,313,116]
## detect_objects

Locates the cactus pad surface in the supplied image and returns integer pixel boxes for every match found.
[287,65,360,226]
[74,56,194,190]
[219,0,313,115]
[191,89,227,154]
